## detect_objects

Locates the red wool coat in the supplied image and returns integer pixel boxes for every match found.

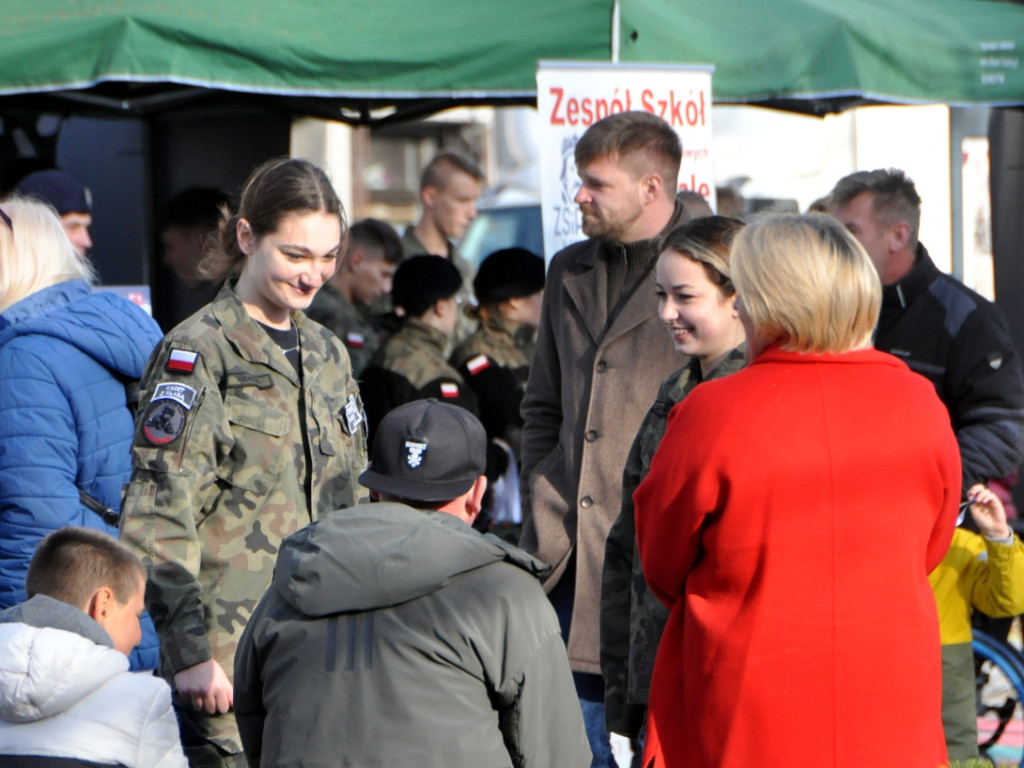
[635,347,960,768]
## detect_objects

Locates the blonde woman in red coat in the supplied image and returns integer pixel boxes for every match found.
[635,213,960,768]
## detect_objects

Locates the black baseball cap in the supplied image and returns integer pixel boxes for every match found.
[359,399,486,502]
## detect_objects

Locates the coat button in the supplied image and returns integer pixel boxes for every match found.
[580,496,594,508]
[585,429,599,442]
[595,360,608,373]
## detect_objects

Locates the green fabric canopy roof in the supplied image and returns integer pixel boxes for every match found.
[619,0,1024,114]
[2,0,1022,121]
[1,0,611,121]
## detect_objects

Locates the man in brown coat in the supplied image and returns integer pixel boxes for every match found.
[519,111,690,762]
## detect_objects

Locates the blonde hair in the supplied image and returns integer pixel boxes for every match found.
[0,197,94,313]
[731,213,880,354]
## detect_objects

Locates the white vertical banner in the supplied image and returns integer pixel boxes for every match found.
[536,61,715,260]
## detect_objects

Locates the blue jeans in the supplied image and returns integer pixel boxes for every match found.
[580,696,618,767]
[549,560,617,768]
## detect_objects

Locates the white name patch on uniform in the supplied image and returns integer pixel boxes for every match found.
[344,395,365,435]
[152,382,199,410]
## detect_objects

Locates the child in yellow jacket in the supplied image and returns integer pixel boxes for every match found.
[929,483,1024,763]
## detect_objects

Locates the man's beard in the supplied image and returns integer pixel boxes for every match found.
[580,202,643,243]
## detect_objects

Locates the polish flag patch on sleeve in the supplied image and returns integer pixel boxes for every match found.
[466,354,490,375]
[440,382,460,399]
[166,349,199,373]
[346,332,365,348]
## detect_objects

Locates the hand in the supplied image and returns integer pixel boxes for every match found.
[174,659,234,714]
[966,483,1012,540]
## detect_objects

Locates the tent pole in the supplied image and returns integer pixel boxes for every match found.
[611,0,620,63]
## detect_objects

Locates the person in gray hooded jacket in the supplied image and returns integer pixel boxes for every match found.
[234,399,590,768]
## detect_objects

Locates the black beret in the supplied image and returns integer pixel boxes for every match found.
[473,248,545,304]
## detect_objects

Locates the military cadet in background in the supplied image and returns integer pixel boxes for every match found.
[159,187,231,328]
[306,218,403,376]
[120,158,368,768]
[401,152,485,347]
[360,255,478,444]
[451,248,545,537]
[16,169,94,259]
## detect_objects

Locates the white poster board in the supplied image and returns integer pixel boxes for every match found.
[536,61,714,259]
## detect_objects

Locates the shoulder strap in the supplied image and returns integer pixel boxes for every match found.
[78,488,120,527]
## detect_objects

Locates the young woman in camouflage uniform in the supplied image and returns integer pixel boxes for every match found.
[120,158,368,768]
[599,216,746,740]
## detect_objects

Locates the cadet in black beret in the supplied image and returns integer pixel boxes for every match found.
[360,255,479,445]
[451,248,546,540]
[472,247,546,305]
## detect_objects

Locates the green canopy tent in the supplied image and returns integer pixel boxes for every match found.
[618,0,1024,115]
[3,0,1022,121]
[0,0,611,124]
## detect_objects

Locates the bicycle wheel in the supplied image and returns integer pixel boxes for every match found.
[974,629,1024,765]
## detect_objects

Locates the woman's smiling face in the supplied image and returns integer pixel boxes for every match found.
[235,211,342,328]
[655,248,740,364]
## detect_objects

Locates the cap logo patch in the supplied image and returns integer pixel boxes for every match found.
[440,382,460,398]
[166,349,199,373]
[989,353,1004,370]
[143,400,187,445]
[466,354,490,375]
[405,440,428,468]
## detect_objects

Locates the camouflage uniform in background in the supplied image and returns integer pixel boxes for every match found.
[359,318,479,445]
[120,282,368,763]
[599,346,746,738]
[451,312,536,542]
[450,312,535,458]
[401,226,477,348]
[305,281,378,377]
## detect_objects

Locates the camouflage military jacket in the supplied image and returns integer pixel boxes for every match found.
[451,313,535,455]
[401,226,476,348]
[305,281,378,376]
[120,284,368,750]
[600,346,746,737]
[360,318,478,442]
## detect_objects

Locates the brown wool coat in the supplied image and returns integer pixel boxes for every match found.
[519,206,685,674]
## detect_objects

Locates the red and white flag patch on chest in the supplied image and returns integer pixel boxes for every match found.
[166,349,198,373]
[466,354,490,375]
[440,382,460,399]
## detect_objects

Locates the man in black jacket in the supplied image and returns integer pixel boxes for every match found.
[832,168,1024,492]
[234,400,589,768]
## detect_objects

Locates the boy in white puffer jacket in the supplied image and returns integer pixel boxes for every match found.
[0,527,186,768]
